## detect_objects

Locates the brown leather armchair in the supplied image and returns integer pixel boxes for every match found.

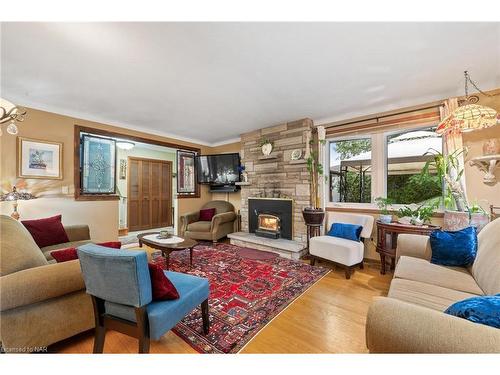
[179,201,237,243]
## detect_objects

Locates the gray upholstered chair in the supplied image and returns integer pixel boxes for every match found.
[77,244,210,353]
[179,200,237,243]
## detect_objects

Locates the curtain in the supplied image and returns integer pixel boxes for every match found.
[440,97,468,209]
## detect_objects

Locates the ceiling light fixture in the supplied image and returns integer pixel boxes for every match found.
[437,71,499,135]
[0,98,27,136]
[116,140,135,150]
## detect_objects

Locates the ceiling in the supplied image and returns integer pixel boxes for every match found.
[1,22,499,145]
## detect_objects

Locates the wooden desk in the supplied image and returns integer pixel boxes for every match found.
[376,221,440,275]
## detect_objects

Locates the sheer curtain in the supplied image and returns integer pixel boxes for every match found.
[440,97,468,210]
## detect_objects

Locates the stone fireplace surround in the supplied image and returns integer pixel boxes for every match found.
[228,118,313,260]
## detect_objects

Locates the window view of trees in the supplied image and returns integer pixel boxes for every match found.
[329,127,443,205]
[386,128,442,205]
[329,138,372,203]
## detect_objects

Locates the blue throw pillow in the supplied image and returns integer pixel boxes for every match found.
[327,223,363,242]
[430,226,477,267]
[444,294,500,329]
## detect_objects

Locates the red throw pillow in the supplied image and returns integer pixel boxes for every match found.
[96,241,122,249]
[51,242,122,263]
[199,208,216,221]
[51,247,78,263]
[148,263,180,300]
[22,215,70,248]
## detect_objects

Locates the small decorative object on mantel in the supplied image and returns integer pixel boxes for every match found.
[238,164,249,183]
[0,186,37,220]
[375,197,394,224]
[259,138,274,156]
[290,149,302,161]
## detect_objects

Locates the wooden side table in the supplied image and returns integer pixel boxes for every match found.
[375,221,440,275]
[305,223,322,253]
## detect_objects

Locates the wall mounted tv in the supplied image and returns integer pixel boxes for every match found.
[196,153,241,185]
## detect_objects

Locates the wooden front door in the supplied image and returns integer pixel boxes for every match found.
[128,157,173,231]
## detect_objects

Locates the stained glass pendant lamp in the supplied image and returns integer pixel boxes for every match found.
[436,71,499,135]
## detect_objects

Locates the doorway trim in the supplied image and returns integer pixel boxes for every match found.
[74,124,201,201]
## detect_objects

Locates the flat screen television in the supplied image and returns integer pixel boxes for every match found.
[196,153,241,185]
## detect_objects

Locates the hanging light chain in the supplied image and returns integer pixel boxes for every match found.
[464,70,499,98]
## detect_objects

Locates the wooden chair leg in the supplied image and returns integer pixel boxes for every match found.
[201,299,210,334]
[135,306,150,354]
[310,257,316,266]
[345,267,352,279]
[93,326,106,353]
[359,261,364,270]
[138,336,150,354]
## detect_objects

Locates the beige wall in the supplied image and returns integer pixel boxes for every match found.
[0,107,212,240]
[462,92,500,209]
[209,141,242,213]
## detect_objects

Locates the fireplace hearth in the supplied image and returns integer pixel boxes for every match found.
[249,198,293,240]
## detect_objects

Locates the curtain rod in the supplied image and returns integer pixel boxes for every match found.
[325,103,444,129]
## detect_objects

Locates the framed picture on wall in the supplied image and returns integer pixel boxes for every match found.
[17,137,63,179]
[177,150,197,195]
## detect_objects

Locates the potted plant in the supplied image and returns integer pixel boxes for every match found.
[468,201,490,232]
[302,127,326,226]
[259,138,274,156]
[375,197,394,224]
[421,147,487,231]
[397,203,436,226]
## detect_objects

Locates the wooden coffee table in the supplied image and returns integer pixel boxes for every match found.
[137,232,198,270]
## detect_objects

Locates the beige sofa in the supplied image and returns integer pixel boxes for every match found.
[0,215,94,352]
[366,218,500,353]
[179,200,237,243]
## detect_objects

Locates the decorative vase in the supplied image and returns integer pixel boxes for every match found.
[443,210,470,231]
[302,207,325,225]
[379,214,392,224]
[470,212,490,233]
[261,143,273,156]
[482,139,500,155]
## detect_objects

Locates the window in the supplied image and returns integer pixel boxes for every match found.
[329,137,372,203]
[327,125,443,205]
[385,126,443,205]
[81,134,116,194]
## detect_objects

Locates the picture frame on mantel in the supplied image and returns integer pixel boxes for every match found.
[17,137,63,180]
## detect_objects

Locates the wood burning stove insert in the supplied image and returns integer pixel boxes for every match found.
[249,198,293,240]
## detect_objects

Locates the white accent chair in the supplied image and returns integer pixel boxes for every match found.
[309,212,374,279]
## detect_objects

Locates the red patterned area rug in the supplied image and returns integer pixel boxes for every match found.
[156,242,329,353]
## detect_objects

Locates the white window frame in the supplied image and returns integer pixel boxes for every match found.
[323,124,443,210]
[324,134,378,208]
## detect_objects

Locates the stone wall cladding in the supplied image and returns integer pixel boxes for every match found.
[240,118,313,243]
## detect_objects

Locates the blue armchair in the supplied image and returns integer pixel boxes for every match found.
[77,244,210,353]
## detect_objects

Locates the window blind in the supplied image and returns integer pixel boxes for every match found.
[324,105,442,137]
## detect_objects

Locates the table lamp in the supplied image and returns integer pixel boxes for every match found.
[0,186,36,220]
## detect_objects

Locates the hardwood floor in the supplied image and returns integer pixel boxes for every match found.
[50,261,391,354]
